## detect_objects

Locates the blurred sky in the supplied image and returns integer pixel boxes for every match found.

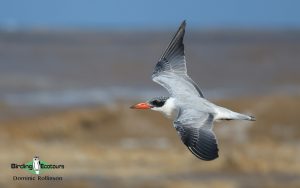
[1,0,300,29]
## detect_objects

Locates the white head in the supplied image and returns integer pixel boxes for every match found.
[130,96,177,118]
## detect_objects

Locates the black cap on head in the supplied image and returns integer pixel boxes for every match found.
[149,96,169,107]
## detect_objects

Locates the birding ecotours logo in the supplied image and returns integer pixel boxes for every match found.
[32,156,41,174]
[11,156,64,175]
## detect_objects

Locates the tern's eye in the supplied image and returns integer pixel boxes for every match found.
[151,100,164,107]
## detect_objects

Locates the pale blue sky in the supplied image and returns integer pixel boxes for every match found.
[1,0,300,29]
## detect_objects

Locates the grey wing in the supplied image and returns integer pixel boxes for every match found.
[152,20,204,98]
[174,113,219,161]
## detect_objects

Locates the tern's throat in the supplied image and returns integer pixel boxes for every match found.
[151,97,177,118]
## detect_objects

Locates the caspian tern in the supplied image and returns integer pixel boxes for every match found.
[130,21,255,161]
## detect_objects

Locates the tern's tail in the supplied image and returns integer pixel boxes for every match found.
[234,113,256,121]
[215,106,255,121]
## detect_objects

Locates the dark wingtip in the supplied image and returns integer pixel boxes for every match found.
[158,20,187,62]
[187,147,219,161]
[180,20,186,28]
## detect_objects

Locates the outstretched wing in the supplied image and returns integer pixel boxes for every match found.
[174,112,219,161]
[152,20,204,98]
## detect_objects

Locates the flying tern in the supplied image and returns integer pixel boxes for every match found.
[130,21,255,161]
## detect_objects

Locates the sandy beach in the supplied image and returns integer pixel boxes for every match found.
[0,94,299,187]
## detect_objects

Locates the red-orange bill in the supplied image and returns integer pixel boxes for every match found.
[130,102,152,109]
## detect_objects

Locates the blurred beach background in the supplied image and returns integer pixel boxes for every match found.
[0,0,300,187]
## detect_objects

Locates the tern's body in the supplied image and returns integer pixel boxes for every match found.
[131,21,255,161]
[153,96,252,122]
